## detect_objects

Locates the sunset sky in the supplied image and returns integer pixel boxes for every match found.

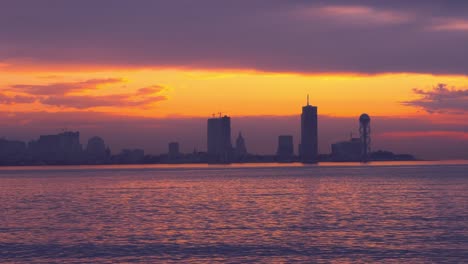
[1,1,467,159]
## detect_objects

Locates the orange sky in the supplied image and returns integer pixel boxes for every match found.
[2,67,468,121]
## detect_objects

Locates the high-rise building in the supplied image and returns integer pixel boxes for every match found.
[207,115,232,163]
[300,95,318,163]
[29,131,83,164]
[277,135,294,159]
[0,139,27,165]
[86,136,110,163]
[331,138,361,161]
[235,132,247,157]
[359,113,371,162]
[168,142,180,158]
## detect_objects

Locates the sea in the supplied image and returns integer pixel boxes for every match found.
[1,161,467,263]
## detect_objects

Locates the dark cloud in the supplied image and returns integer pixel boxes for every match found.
[403,83,468,114]
[11,78,122,96]
[137,85,165,95]
[0,93,36,104]
[4,79,166,109]
[1,1,468,74]
[41,94,166,109]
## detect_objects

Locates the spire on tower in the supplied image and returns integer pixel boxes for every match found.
[307,94,310,106]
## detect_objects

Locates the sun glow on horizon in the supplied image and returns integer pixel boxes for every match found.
[1,66,468,121]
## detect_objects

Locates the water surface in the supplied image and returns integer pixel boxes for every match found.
[1,161,467,263]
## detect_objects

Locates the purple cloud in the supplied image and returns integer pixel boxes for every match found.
[403,83,468,114]
[11,78,122,96]
[137,85,165,95]
[5,79,167,109]
[0,93,36,104]
[1,1,468,74]
[296,5,412,26]
[430,18,468,31]
[41,94,166,109]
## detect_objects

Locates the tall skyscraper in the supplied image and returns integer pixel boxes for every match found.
[207,115,232,163]
[359,113,371,162]
[300,95,318,163]
[277,135,294,158]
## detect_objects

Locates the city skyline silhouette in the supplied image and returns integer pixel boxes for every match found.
[0,98,416,165]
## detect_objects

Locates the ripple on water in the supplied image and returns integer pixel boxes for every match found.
[0,163,467,263]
